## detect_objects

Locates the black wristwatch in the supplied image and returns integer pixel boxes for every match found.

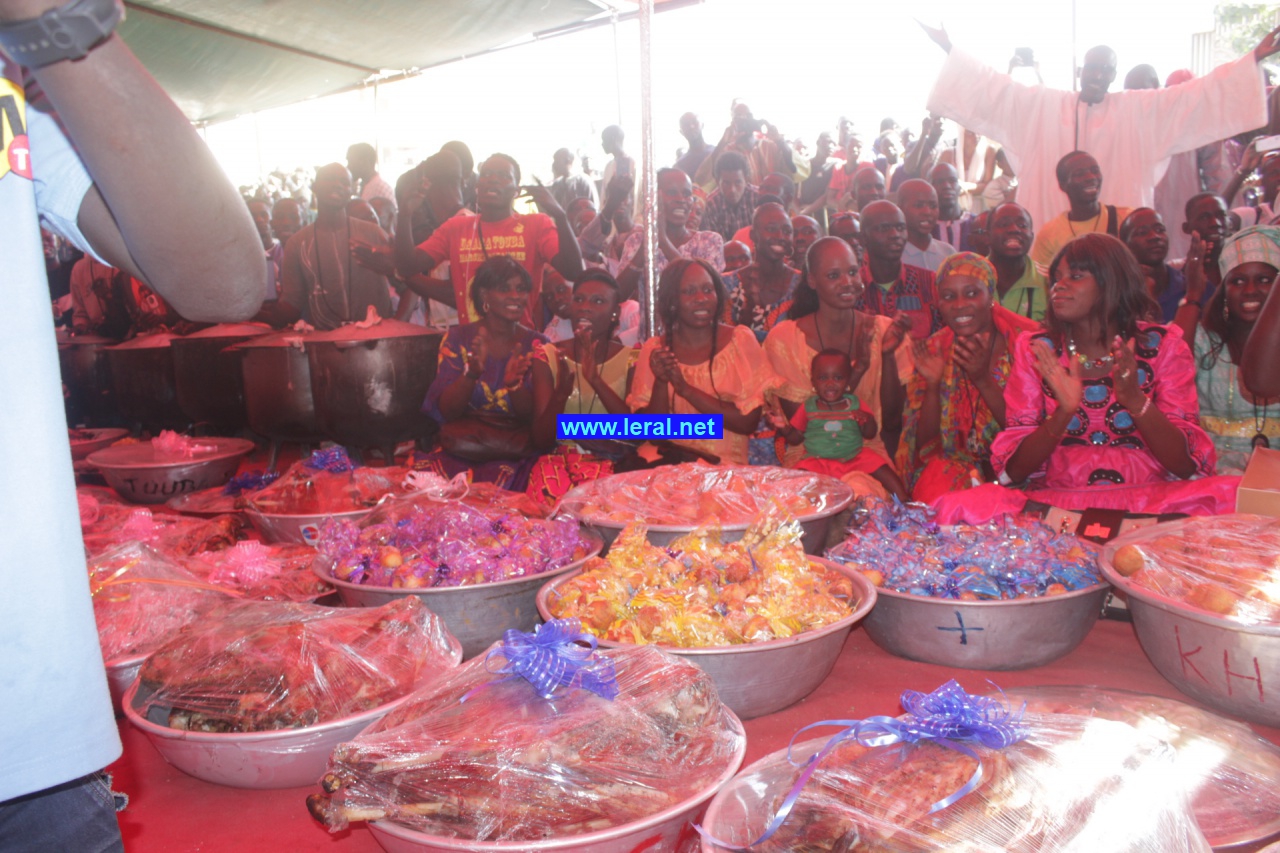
[0,0,123,69]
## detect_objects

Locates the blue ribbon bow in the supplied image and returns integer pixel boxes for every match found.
[698,680,1026,850]
[463,619,619,703]
[304,447,356,473]
[223,469,280,496]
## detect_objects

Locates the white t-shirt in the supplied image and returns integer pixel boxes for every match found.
[0,60,122,800]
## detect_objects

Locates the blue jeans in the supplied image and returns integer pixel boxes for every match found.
[0,772,123,853]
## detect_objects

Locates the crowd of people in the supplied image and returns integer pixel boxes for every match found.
[54,29,1280,519]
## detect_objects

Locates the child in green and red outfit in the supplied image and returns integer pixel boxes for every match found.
[766,348,909,501]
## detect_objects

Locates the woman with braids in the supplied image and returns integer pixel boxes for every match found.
[626,258,765,465]
[986,233,1228,514]
[762,237,913,492]
[1188,226,1280,473]
[526,269,638,505]
[896,252,1040,503]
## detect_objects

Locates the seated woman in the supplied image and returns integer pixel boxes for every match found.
[627,258,764,466]
[1190,225,1280,474]
[987,233,1227,515]
[897,253,1041,503]
[527,270,638,506]
[763,237,913,496]
[419,257,545,491]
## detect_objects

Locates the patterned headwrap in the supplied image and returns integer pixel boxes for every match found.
[935,252,998,295]
[1218,225,1280,278]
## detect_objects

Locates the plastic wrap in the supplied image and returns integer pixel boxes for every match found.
[136,597,460,732]
[998,686,1280,847]
[182,540,332,601]
[702,682,1210,853]
[546,513,858,646]
[243,448,408,515]
[826,498,1101,600]
[90,542,232,661]
[559,463,850,527]
[315,495,593,589]
[308,639,745,842]
[80,498,243,559]
[1109,514,1280,624]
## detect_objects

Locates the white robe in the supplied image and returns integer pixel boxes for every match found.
[926,48,1267,236]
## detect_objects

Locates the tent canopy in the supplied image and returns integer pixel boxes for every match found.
[119,0,686,125]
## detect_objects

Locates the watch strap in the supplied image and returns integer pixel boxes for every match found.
[0,0,123,69]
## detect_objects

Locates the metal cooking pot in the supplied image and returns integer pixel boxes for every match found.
[106,332,188,432]
[234,330,324,444]
[171,323,271,430]
[306,320,442,456]
[58,333,121,427]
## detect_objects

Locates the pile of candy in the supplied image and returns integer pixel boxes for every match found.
[1111,514,1280,623]
[826,499,1100,600]
[561,463,845,527]
[546,514,857,646]
[316,499,592,589]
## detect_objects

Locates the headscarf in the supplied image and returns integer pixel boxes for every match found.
[935,252,997,294]
[1218,225,1280,278]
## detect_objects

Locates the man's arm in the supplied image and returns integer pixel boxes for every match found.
[524,186,584,282]
[13,10,263,322]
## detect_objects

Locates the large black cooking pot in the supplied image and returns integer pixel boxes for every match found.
[234,329,325,444]
[306,319,442,454]
[106,332,188,432]
[171,323,271,431]
[58,332,121,427]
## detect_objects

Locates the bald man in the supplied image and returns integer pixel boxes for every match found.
[898,179,954,273]
[923,25,1279,238]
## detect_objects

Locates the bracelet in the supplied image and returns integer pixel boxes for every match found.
[1135,396,1153,419]
[0,0,122,68]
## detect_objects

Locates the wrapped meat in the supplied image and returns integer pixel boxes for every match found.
[243,448,408,515]
[1109,514,1280,623]
[308,637,745,843]
[182,540,331,601]
[80,484,244,559]
[559,463,847,527]
[91,543,232,661]
[704,681,1211,853]
[137,597,460,732]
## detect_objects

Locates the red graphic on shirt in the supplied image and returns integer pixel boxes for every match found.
[8,133,31,179]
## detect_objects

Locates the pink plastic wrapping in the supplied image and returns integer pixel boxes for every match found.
[546,514,857,646]
[309,644,745,842]
[315,494,594,589]
[243,451,409,515]
[999,686,1280,848]
[90,542,232,661]
[182,540,332,601]
[79,487,244,559]
[559,463,850,527]
[1109,514,1280,624]
[704,690,1211,852]
[136,597,460,732]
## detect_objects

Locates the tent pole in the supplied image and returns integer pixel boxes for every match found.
[612,10,623,127]
[639,0,657,340]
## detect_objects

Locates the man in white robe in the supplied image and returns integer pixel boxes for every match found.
[920,24,1280,240]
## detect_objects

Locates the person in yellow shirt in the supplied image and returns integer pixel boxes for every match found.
[1029,151,1130,275]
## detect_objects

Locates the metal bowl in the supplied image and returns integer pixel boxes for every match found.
[245,506,376,546]
[366,710,745,853]
[537,557,877,719]
[122,680,420,790]
[315,529,604,660]
[1099,521,1280,727]
[165,486,242,519]
[105,653,146,717]
[860,581,1110,670]
[87,437,256,504]
[69,427,129,461]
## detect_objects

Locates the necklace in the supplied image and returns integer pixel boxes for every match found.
[1065,335,1113,370]
[1067,208,1103,237]
[310,217,353,326]
[815,311,856,360]
[1228,363,1273,449]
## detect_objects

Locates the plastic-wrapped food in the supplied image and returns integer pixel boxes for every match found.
[80,486,244,559]
[243,448,408,515]
[308,630,745,842]
[702,681,1210,853]
[998,686,1280,848]
[826,498,1100,600]
[1109,514,1280,624]
[315,495,593,589]
[136,597,460,732]
[182,540,331,601]
[91,542,233,661]
[546,513,857,646]
[560,463,849,527]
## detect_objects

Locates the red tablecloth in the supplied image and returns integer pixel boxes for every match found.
[109,618,1280,852]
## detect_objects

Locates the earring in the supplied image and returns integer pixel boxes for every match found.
[1223,298,1229,322]
[483,300,491,313]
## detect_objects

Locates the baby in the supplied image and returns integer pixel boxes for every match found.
[767,348,909,500]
